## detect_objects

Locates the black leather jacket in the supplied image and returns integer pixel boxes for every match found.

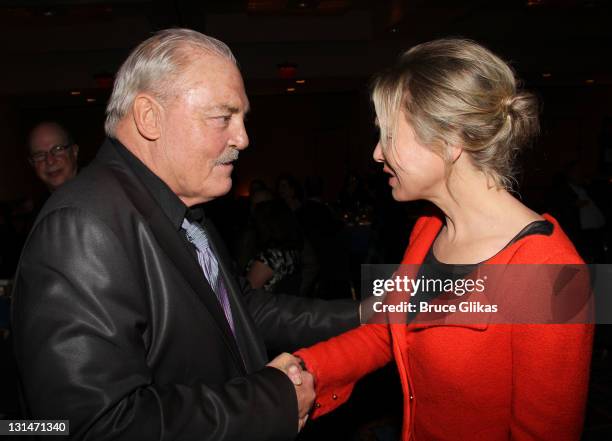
[12,139,358,441]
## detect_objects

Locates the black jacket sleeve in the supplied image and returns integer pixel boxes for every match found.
[240,278,360,354]
[12,208,298,441]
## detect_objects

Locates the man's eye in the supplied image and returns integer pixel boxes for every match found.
[208,115,232,127]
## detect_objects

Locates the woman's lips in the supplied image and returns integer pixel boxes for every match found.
[383,167,397,186]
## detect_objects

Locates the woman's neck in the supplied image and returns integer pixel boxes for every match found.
[428,166,542,263]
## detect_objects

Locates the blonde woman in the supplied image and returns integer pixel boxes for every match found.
[292,39,594,440]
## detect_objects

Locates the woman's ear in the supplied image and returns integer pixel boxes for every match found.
[448,143,463,163]
[132,94,162,141]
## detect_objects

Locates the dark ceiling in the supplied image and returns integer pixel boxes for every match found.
[1,0,610,104]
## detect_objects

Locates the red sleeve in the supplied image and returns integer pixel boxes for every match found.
[294,324,393,418]
[293,216,435,418]
[509,324,594,440]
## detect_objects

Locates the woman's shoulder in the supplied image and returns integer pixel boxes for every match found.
[498,214,583,264]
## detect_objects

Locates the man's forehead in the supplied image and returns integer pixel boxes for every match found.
[30,124,67,148]
[33,123,64,137]
[179,58,250,113]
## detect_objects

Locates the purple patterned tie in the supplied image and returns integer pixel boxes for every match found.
[182,218,235,334]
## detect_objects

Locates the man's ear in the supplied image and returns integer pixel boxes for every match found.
[72,144,79,158]
[132,94,162,141]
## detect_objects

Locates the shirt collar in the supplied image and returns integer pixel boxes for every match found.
[186,205,206,224]
[109,137,188,231]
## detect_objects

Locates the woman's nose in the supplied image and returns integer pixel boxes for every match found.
[373,142,384,163]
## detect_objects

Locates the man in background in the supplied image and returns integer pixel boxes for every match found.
[27,121,79,191]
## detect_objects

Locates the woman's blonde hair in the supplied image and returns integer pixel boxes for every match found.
[372,38,540,189]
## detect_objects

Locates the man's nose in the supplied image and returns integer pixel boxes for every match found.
[233,122,249,150]
[45,152,57,166]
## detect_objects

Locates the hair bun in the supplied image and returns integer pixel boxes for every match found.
[503,91,540,152]
[501,96,515,118]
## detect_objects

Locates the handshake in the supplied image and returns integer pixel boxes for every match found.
[267,353,314,432]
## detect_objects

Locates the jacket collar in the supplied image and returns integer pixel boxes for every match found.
[106,137,187,231]
[401,215,488,331]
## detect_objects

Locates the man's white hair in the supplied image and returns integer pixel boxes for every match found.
[104,28,237,136]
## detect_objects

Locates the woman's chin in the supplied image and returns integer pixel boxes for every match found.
[391,185,421,202]
[390,186,405,201]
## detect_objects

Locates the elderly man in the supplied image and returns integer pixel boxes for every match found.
[12,29,358,440]
[27,122,79,191]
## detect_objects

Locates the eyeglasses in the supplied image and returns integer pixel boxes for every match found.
[29,143,73,164]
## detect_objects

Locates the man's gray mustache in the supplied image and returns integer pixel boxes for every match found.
[215,149,239,165]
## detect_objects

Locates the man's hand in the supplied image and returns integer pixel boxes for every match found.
[267,352,305,385]
[267,353,315,431]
